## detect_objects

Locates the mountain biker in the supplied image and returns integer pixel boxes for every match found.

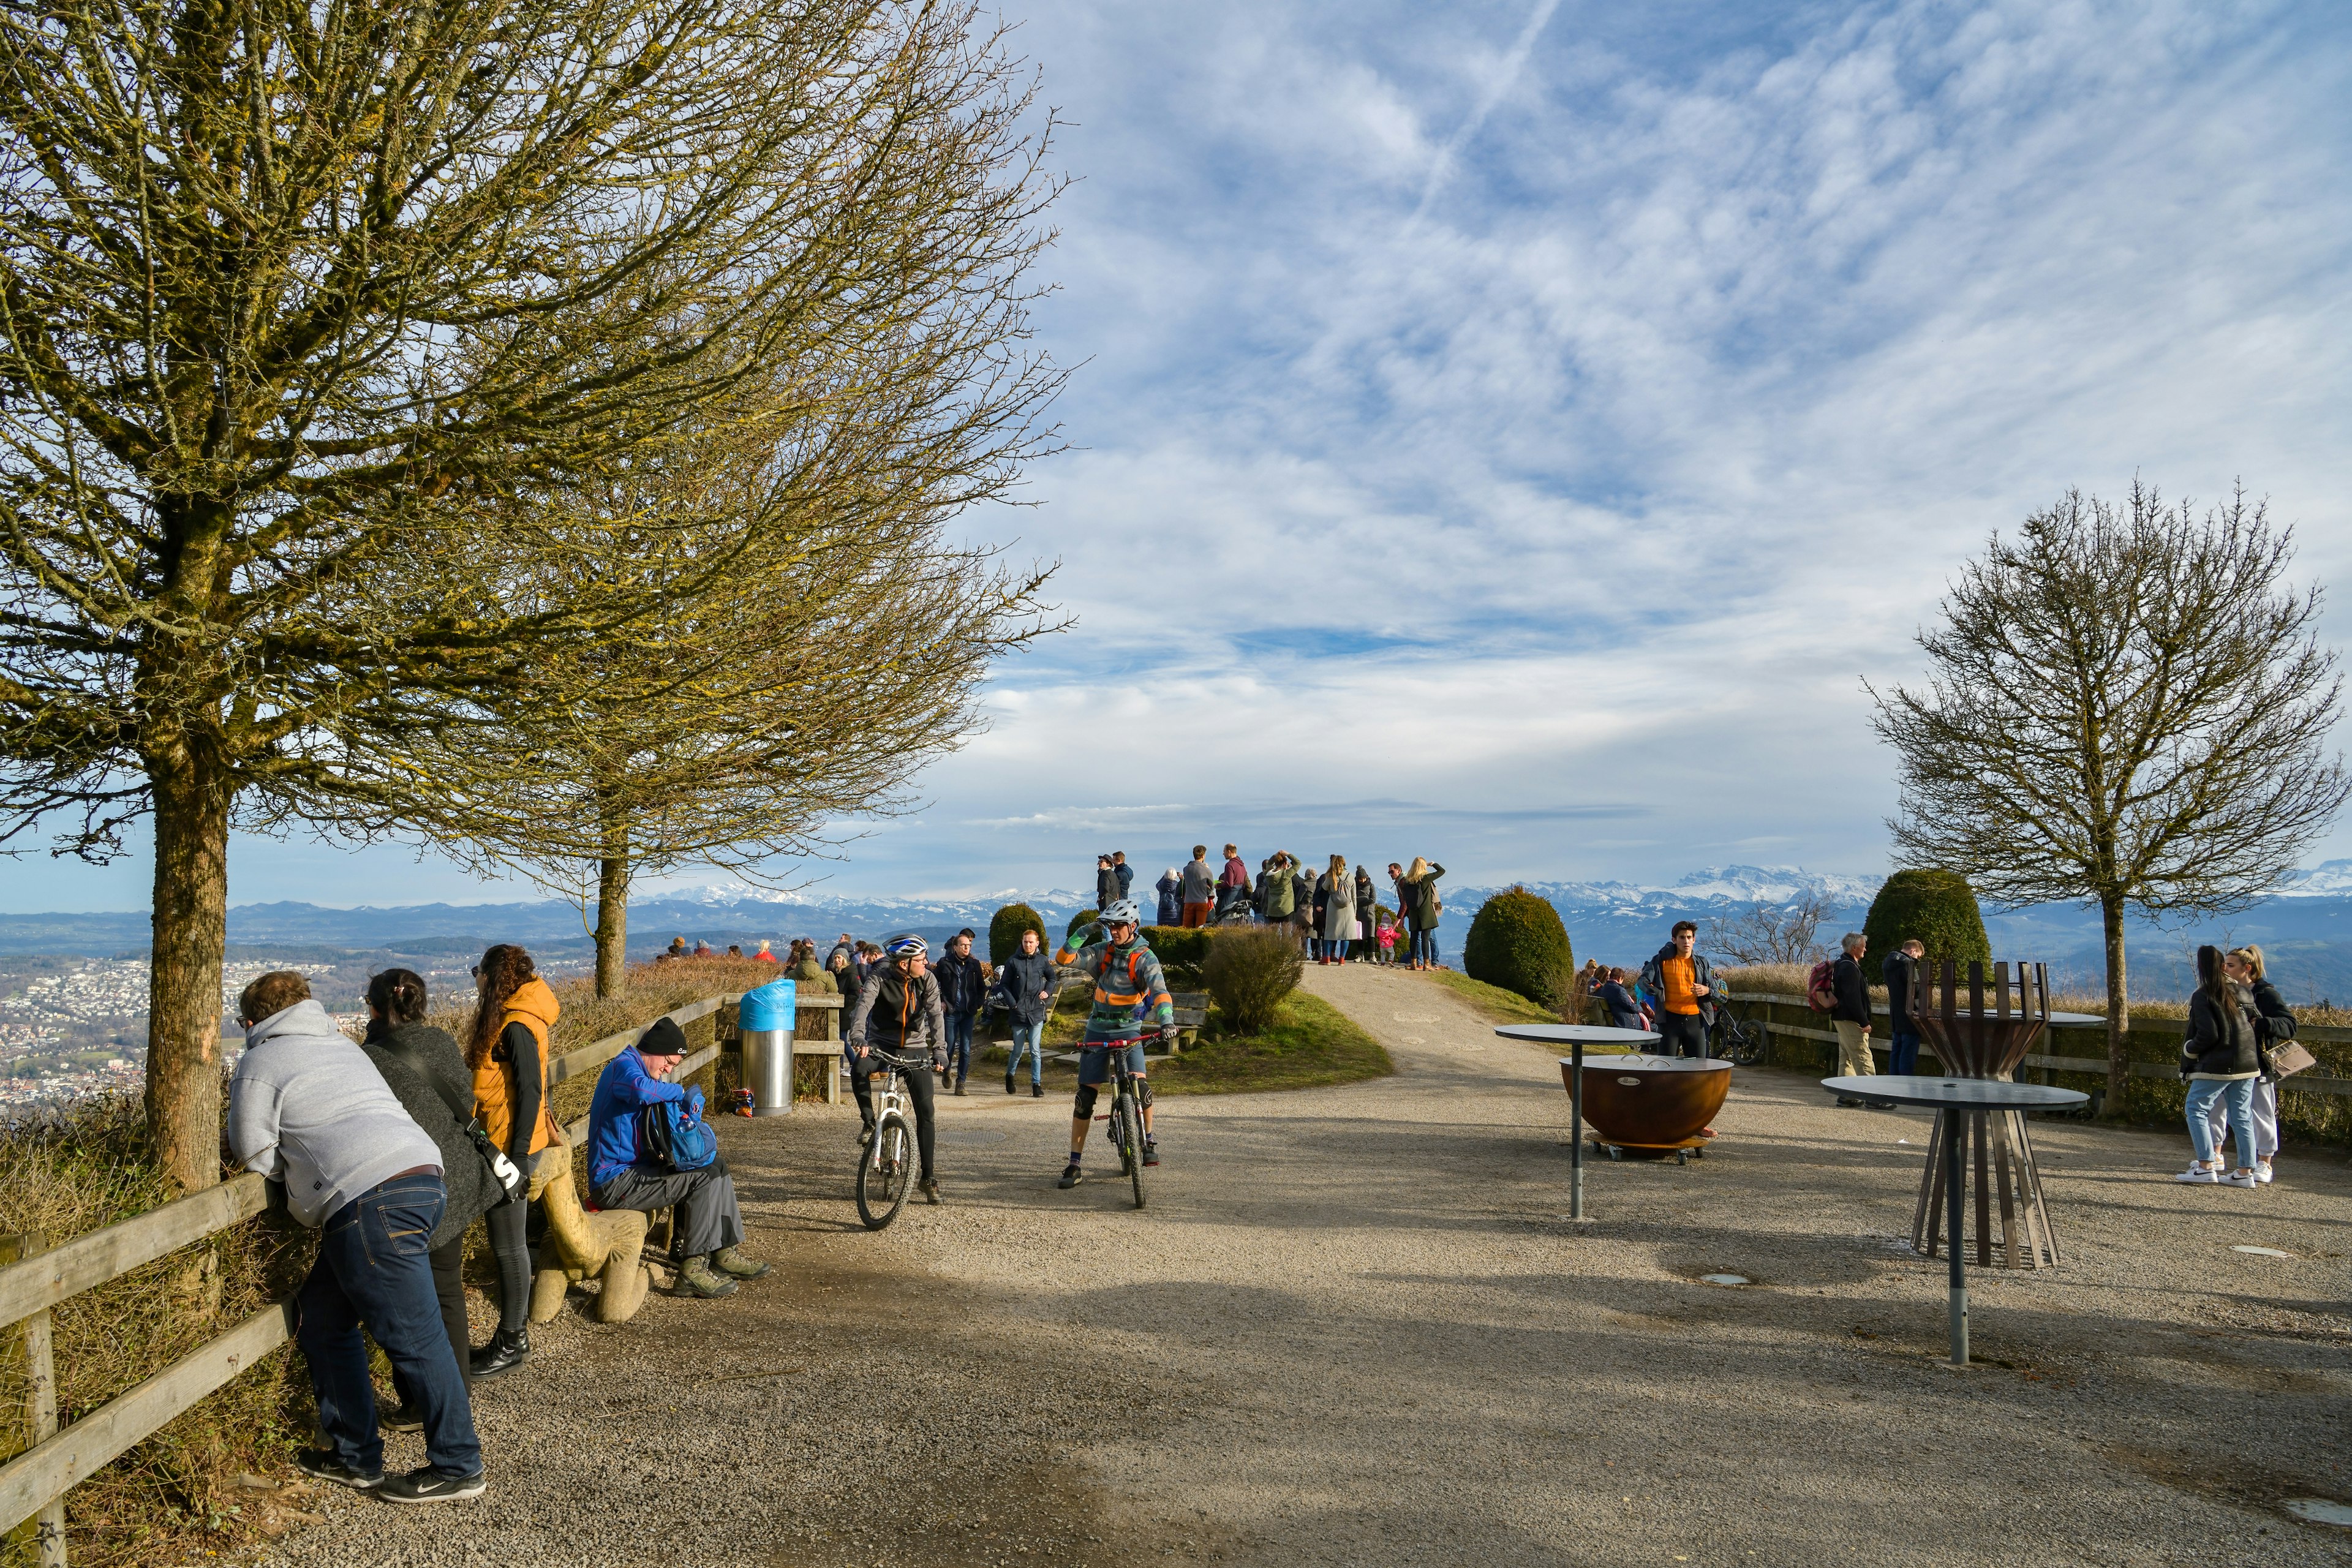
[1051,899,1175,1189]
[842,933,949,1206]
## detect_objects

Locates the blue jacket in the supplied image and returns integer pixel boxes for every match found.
[587,1047,686,1189]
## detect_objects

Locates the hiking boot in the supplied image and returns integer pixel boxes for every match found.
[1057,1163,1084,1189]
[677,1255,739,1298]
[1031,1082,1044,1098]
[954,1077,968,1097]
[467,1327,529,1380]
[377,1466,486,1504]
[378,1403,423,1433]
[711,1246,771,1280]
[920,1178,944,1205]
[296,1447,383,1490]
[1142,1142,1161,1167]
[1005,1072,1016,1095]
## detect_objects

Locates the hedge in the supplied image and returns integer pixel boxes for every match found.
[1462,886,1574,1012]
[990,902,1048,965]
[1863,869,1991,971]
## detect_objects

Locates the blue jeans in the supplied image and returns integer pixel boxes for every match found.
[1007,1021,1047,1085]
[1412,930,1439,965]
[944,1011,976,1082]
[1889,1030,1921,1076]
[297,1172,480,1477]
[2185,1078,2257,1168]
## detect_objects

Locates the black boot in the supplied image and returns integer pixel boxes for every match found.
[954,1075,967,1096]
[1005,1071,1016,1095]
[469,1326,530,1380]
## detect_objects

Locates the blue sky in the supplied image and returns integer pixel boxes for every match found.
[11,0,2352,912]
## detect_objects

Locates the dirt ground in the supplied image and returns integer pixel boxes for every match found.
[262,962,2352,1567]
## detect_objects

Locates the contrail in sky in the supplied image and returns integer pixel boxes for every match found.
[1411,0,1566,224]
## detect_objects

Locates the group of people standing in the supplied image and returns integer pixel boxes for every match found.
[222,946,767,1504]
[1144,845,1449,968]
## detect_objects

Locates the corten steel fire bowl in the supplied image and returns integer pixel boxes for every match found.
[1561,1054,1731,1153]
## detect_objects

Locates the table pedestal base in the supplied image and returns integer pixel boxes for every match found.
[1910,1107,2062,1270]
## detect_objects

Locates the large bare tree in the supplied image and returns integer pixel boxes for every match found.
[1869,483,2348,1097]
[0,0,1064,1189]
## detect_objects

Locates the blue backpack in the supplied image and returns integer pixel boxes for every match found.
[638,1086,718,1172]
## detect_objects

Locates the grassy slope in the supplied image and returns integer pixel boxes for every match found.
[1153,992,1393,1095]
[1422,966,1558,1024]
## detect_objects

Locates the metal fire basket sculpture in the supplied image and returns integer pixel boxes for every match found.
[1907,961,2063,1270]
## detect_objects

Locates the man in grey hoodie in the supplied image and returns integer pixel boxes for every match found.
[227,971,484,1502]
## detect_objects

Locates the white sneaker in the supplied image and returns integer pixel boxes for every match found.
[2255,1162,2274,1185]
[2173,1164,2220,1183]
[2224,1170,2258,1189]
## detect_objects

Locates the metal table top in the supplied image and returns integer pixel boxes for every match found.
[1819,1076,2089,1112]
[1493,1024,1660,1046]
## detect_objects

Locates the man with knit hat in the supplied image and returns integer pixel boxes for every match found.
[586,1017,769,1298]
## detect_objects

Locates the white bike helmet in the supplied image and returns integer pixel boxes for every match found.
[1102,899,1142,926]
[883,932,928,959]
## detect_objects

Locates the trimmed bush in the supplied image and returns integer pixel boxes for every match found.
[990,902,1048,965]
[1204,927,1304,1034]
[1863,869,1992,973]
[1065,907,1099,943]
[1142,924,1215,974]
[1462,886,1575,1012]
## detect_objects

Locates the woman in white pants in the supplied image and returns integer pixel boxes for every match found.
[2206,946,2294,1184]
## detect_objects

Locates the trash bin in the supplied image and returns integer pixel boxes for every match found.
[736,978,796,1117]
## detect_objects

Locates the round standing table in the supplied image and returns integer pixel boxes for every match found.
[1494,1024,1661,1219]
[1820,1075,2087,1366]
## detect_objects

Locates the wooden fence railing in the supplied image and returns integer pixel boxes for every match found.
[1719,992,2352,1097]
[0,986,834,1562]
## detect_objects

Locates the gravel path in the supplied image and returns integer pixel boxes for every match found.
[264,963,2352,1566]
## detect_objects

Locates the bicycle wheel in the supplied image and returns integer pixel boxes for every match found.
[1722,1017,1763,1067]
[1119,1089,1147,1210]
[856,1111,914,1230]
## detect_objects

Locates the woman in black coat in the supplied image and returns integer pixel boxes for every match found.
[2176,944,2260,1187]
[2209,946,2295,1182]
[1352,867,1377,962]
[361,969,502,1423]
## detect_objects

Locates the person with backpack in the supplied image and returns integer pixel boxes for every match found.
[1637,921,1722,1063]
[587,1016,771,1297]
[228,970,485,1502]
[1052,900,1175,1188]
[1882,938,1924,1075]
[1819,933,1875,1104]
[1259,853,1297,928]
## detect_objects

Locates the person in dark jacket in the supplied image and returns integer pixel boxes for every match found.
[361,970,502,1428]
[1597,967,1643,1030]
[2176,944,2260,1186]
[1401,858,1446,968]
[1826,932,1873,1104]
[1112,852,1134,905]
[1881,939,1924,1075]
[933,929,990,1095]
[1637,922,1722,1061]
[1155,867,1184,928]
[1218,844,1250,918]
[1352,867,1378,960]
[2211,946,2294,1183]
[1290,859,1316,952]
[845,935,949,1202]
[1095,855,1117,911]
[992,928,1056,1097]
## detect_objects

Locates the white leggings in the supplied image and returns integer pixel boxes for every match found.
[2203,1078,2279,1161]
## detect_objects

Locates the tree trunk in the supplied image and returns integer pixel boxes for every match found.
[594,846,630,1000]
[145,748,233,1194]
[2100,893,2130,1108]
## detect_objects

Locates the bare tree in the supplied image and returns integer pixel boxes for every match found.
[0,0,1065,1190]
[1869,483,2348,1098]
[1705,893,1831,966]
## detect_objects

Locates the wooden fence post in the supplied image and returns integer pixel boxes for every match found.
[2,1231,66,1567]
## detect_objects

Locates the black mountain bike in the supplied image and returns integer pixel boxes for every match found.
[1709,1006,1765,1067]
[1093,1040,1152,1209]
[855,1049,926,1229]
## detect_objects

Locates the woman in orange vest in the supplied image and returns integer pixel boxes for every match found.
[467,944,562,1379]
